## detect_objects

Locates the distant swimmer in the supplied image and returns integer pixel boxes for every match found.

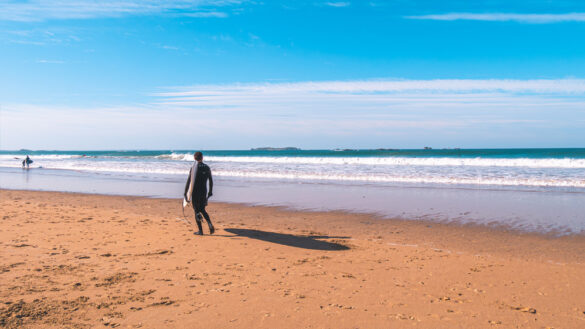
[183,151,215,235]
[22,155,33,169]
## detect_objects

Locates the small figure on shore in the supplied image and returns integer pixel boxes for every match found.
[22,155,33,169]
[184,151,215,235]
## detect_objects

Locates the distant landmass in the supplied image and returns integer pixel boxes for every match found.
[251,147,301,151]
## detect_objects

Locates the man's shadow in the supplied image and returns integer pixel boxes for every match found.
[223,228,350,251]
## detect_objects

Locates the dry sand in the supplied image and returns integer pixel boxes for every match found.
[1,189,584,328]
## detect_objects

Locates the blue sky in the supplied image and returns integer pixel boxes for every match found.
[1,0,584,149]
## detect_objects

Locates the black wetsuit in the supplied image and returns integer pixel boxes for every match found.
[23,156,32,168]
[184,162,214,233]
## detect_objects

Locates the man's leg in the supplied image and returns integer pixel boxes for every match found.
[192,205,204,235]
[200,207,215,235]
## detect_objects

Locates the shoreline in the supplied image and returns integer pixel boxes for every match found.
[3,164,585,235]
[2,187,585,241]
[3,188,585,261]
[1,189,584,328]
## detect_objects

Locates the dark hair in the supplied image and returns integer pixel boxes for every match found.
[194,151,203,161]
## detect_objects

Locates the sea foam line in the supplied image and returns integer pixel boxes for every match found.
[3,153,585,169]
[212,170,585,188]
[1,161,583,188]
[156,153,585,168]
[204,156,585,169]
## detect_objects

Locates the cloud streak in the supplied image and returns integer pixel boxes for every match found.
[153,79,585,127]
[324,2,350,8]
[405,12,585,23]
[159,79,585,97]
[0,0,240,22]
[3,79,585,149]
[36,59,65,64]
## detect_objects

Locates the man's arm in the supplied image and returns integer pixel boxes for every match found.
[207,168,213,198]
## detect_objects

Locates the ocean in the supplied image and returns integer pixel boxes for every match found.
[1,148,584,234]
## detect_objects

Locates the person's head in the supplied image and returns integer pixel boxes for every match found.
[194,151,203,162]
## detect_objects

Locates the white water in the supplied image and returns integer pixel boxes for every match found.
[2,153,584,189]
[157,153,585,169]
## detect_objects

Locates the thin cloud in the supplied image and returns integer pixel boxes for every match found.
[406,12,585,23]
[181,11,228,18]
[1,28,82,45]
[159,79,585,97]
[0,0,240,22]
[153,79,585,124]
[4,79,585,149]
[36,59,65,64]
[324,2,350,8]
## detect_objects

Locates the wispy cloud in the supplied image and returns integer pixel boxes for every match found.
[181,11,228,18]
[0,0,241,22]
[324,2,350,8]
[1,28,81,45]
[151,79,585,138]
[159,79,585,98]
[405,12,585,23]
[3,79,585,149]
[151,79,585,137]
[36,59,65,64]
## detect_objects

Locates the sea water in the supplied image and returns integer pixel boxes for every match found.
[1,149,584,234]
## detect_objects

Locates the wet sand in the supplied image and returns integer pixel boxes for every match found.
[3,166,585,234]
[1,189,584,328]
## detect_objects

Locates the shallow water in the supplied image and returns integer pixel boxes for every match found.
[2,166,584,235]
[2,149,585,190]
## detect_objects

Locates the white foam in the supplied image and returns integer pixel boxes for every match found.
[1,159,583,188]
[155,153,193,161]
[0,154,83,160]
[204,156,585,169]
[4,153,584,169]
[211,170,585,188]
[1,153,584,189]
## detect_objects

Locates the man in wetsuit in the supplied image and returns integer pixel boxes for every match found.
[184,151,215,235]
[22,155,33,168]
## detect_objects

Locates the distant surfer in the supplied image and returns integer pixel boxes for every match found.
[22,155,33,169]
[183,151,215,235]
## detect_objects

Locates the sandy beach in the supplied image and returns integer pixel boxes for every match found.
[1,189,584,328]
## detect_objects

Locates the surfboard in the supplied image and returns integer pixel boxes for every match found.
[180,200,196,228]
